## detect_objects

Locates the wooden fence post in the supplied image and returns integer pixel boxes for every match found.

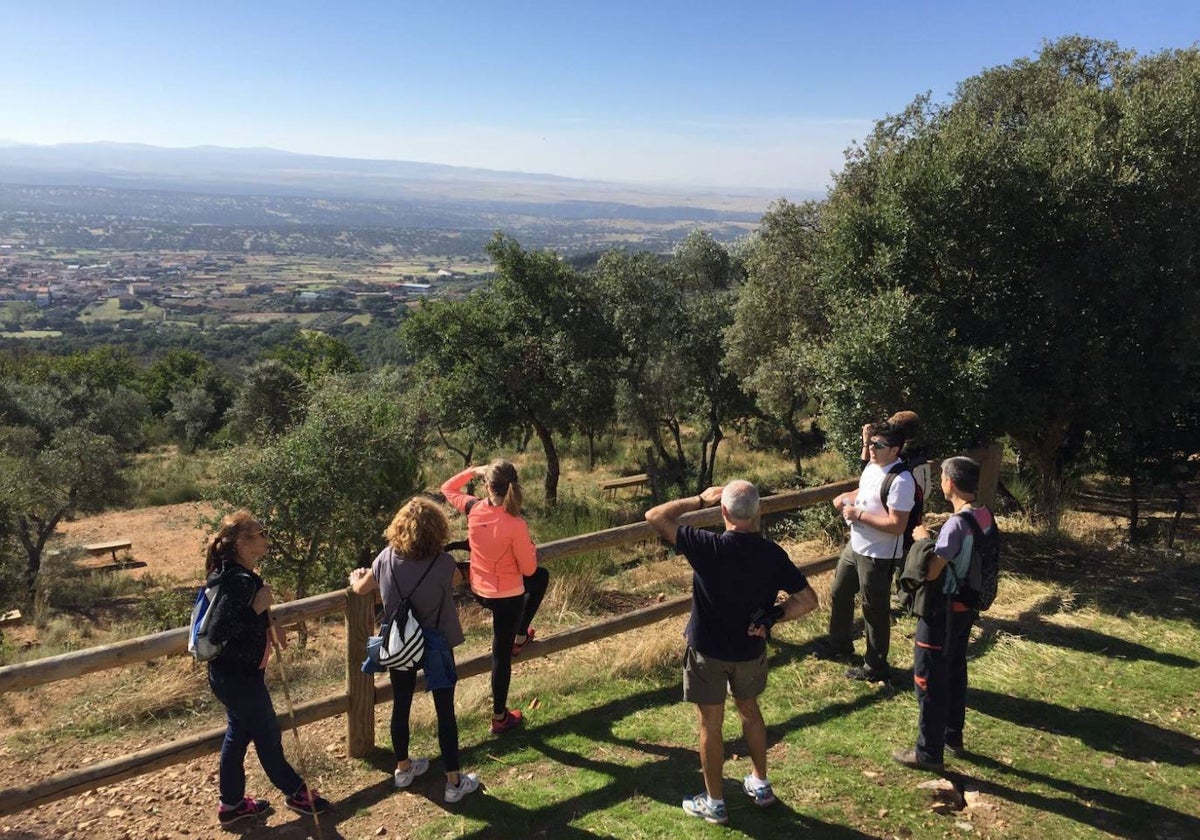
[968,442,1003,509]
[345,588,376,758]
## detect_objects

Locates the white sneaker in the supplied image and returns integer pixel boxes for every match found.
[394,757,430,789]
[444,772,480,803]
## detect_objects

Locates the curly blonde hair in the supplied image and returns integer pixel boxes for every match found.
[384,497,450,560]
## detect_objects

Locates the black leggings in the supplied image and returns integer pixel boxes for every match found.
[389,669,459,772]
[475,567,549,714]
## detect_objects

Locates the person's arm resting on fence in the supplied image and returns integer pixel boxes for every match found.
[644,485,723,546]
[348,567,377,595]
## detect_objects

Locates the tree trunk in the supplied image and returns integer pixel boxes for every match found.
[530,419,560,506]
[1014,418,1071,525]
[786,423,805,480]
[1167,481,1186,549]
[698,418,723,492]
[294,542,319,649]
[587,430,597,471]
[17,510,65,604]
[1127,467,1140,543]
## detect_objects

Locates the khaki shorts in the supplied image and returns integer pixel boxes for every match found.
[682,646,768,705]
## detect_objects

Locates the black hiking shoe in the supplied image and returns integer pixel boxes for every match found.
[813,638,857,663]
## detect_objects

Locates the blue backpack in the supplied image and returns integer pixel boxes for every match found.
[188,580,223,661]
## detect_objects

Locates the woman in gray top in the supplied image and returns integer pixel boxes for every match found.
[348,497,480,803]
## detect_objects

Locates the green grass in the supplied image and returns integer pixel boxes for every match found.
[7,435,1196,837]
[0,330,63,339]
[123,447,217,506]
[77,297,167,323]
[381,552,1200,839]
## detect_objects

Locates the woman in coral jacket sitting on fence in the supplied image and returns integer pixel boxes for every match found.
[441,459,549,734]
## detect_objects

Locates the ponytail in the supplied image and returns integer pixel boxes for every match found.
[501,481,523,517]
[484,459,523,517]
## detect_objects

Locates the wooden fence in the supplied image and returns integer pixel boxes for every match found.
[0,446,1000,817]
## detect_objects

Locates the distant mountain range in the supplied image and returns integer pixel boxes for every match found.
[0,141,810,217]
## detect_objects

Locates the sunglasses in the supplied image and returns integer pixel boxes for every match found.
[868,440,897,451]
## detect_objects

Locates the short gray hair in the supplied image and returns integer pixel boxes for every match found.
[721,480,760,521]
[941,456,980,496]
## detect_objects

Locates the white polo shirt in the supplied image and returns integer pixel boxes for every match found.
[849,460,916,559]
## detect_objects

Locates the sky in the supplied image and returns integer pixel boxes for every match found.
[2,1,1198,192]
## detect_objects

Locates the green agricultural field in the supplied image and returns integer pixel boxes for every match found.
[77,298,167,323]
[224,311,324,325]
[0,330,62,339]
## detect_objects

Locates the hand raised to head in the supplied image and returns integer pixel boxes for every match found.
[699,485,724,506]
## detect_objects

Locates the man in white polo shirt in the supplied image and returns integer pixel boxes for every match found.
[821,420,916,682]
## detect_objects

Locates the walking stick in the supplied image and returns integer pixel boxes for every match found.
[269,612,323,836]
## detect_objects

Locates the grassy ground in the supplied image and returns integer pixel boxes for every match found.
[357,526,1198,840]
[77,297,167,322]
[2,437,1198,838]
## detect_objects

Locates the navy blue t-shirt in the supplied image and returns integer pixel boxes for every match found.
[675,525,810,662]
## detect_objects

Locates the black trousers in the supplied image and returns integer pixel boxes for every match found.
[475,566,549,714]
[913,607,976,763]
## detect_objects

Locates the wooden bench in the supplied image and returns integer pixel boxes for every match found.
[83,540,133,564]
[598,473,650,498]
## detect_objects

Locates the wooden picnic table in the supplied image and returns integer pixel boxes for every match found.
[82,540,133,564]
[598,473,650,498]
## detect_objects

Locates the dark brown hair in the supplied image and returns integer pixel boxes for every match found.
[869,420,907,449]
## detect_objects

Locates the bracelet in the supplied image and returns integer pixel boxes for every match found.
[695,495,705,509]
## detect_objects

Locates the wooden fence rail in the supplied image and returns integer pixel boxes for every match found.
[0,445,1001,818]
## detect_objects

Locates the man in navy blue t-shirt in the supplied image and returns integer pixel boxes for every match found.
[646,480,818,825]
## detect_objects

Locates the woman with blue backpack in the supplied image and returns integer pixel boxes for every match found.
[348,497,480,803]
[203,510,330,826]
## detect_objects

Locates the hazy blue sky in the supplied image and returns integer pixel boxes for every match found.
[2,1,1197,191]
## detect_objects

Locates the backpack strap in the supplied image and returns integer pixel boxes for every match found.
[879,460,909,512]
[400,549,439,601]
[958,508,984,539]
[943,509,980,592]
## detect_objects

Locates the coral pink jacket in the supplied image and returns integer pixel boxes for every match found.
[441,468,538,599]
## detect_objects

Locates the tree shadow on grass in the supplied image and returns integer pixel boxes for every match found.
[949,748,1200,839]
[440,674,885,839]
[969,594,1198,668]
[1000,529,1200,627]
[970,688,1200,768]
